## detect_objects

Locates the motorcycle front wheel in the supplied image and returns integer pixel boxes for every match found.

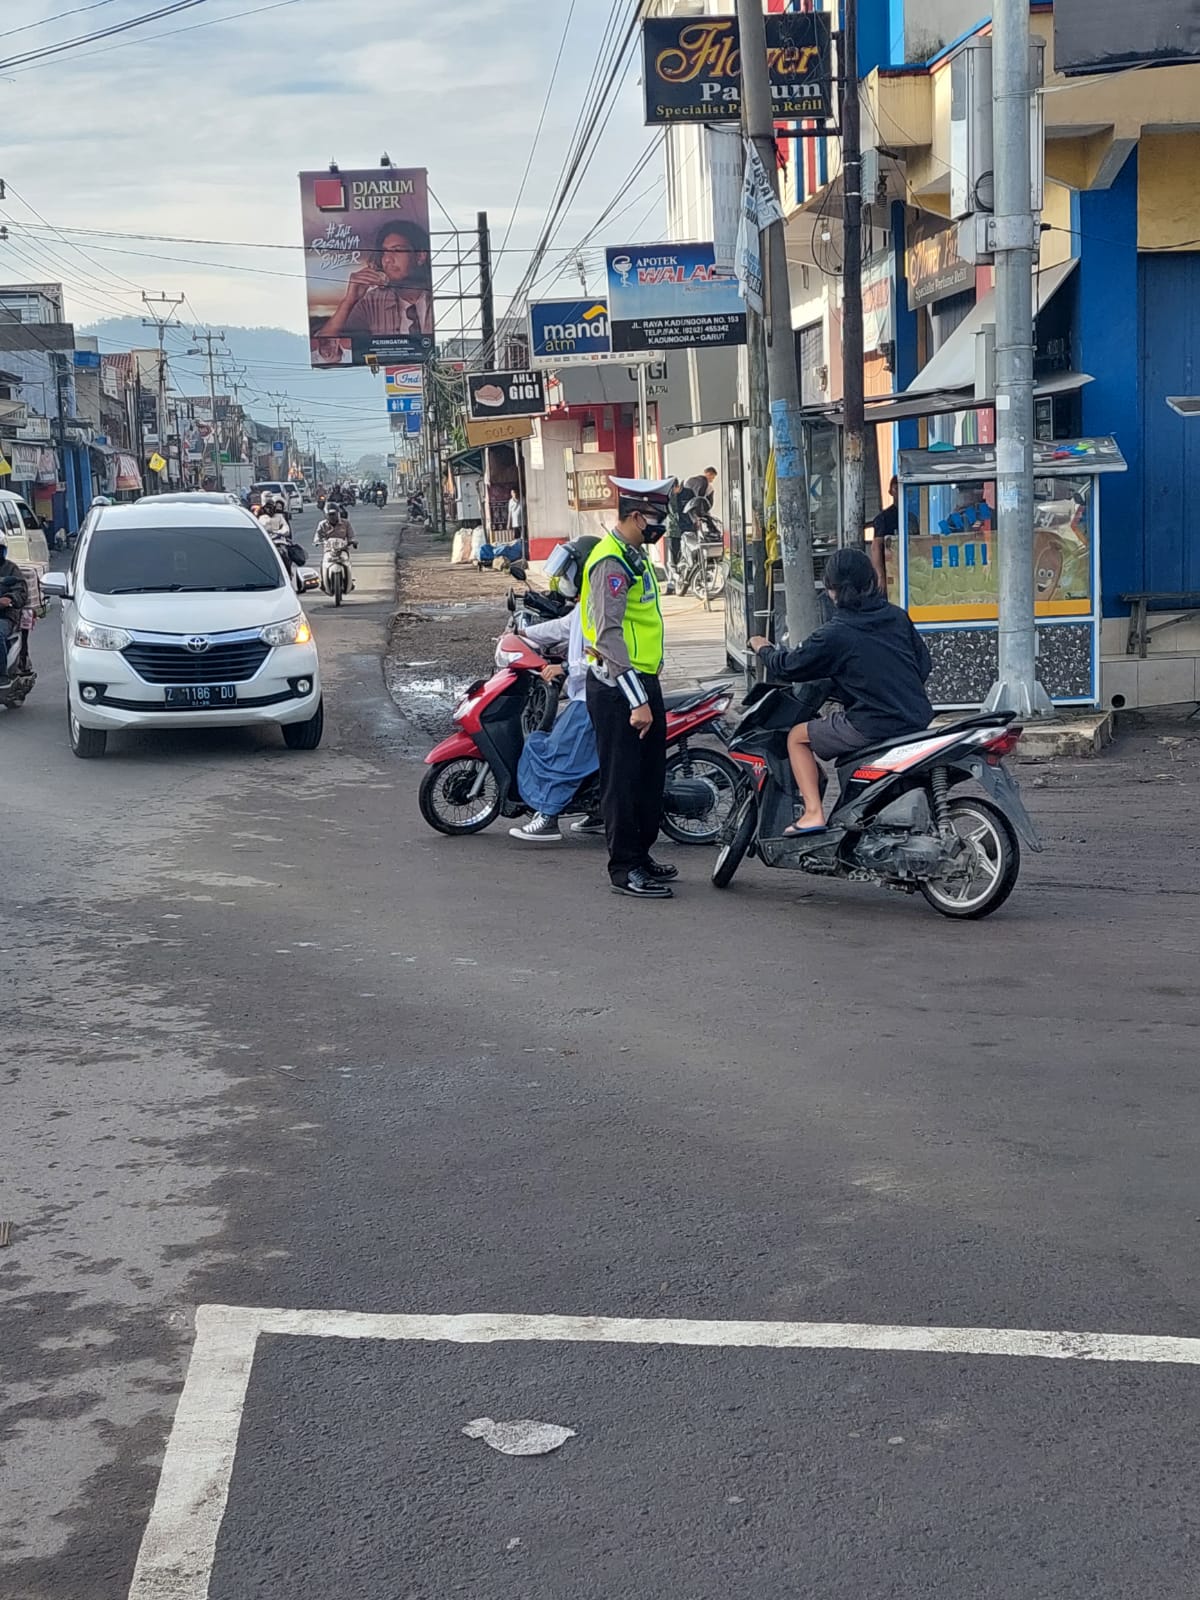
[919,796,1020,920]
[332,569,344,606]
[660,747,742,845]
[711,789,757,888]
[419,758,501,835]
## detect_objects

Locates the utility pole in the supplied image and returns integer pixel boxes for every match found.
[735,0,819,644]
[985,0,1051,717]
[141,292,183,493]
[478,211,495,370]
[192,327,225,489]
[840,0,866,549]
[268,392,290,476]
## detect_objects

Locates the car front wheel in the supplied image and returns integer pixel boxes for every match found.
[282,697,324,751]
[68,702,107,760]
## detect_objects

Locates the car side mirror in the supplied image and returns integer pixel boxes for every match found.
[40,571,70,601]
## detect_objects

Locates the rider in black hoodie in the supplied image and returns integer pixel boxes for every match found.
[749,548,933,836]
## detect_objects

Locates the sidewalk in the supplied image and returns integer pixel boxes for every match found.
[661,593,734,688]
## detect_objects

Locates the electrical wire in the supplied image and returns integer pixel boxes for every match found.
[1,0,301,76]
[0,0,210,70]
[497,0,579,263]
[0,0,122,42]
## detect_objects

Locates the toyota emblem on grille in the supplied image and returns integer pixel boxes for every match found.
[184,636,211,654]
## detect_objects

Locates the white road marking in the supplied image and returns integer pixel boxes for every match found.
[128,1304,1200,1600]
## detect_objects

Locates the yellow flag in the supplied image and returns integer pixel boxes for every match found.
[0,455,11,477]
[764,449,779,565]
[148,452,167,474]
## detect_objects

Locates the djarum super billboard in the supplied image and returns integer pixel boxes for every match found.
[299,168,435,370]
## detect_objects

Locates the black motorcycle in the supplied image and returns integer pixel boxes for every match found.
[713,684,1041,919]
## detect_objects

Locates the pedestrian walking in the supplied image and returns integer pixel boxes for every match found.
[580,476,677,899]
[507,489,525,534]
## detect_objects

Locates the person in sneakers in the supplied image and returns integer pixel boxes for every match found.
[580,478,676,899]
[510,539,603,843]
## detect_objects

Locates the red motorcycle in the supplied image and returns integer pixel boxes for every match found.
[420,632,739,844]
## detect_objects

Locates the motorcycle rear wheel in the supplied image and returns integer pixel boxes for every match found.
[419,757,501,835]
[919,796,1020,920]
[692,558,726,600]
[661,747,741,845]
[711,789,757,888]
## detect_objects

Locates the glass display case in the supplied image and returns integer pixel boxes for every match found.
[887,438,1126,707]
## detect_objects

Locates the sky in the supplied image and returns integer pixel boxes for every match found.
[0,0,664,457]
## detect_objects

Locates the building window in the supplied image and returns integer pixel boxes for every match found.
[797,321,825,406]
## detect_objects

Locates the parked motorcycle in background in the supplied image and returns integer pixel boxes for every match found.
[675,510,726,603]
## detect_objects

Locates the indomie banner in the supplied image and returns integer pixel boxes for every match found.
[299,168,435,370]
[1055,0,1200,74]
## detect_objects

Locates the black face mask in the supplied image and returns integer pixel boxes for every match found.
[641,523,666,543]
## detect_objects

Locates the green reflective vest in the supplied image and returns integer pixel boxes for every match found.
[581,531,665,676]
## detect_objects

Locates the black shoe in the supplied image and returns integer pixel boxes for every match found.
[611,868,673,899]
[643,858,679,881]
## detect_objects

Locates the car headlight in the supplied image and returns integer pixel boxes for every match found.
[260,614,313,647]
[73,621,132,651]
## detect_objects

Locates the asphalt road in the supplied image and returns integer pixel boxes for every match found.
[3,507,1199,1599]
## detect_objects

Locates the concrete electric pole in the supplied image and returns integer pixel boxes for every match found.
[840,0,866,550]
[141,292,183,494]
[735,0,820,645]
[192,327,226,489]
[985,0,1052,716]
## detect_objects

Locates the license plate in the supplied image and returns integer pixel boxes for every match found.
[165,684,237,708]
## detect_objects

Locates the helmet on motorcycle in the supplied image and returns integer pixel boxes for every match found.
[612,476,673,542]
[544,535,600,600]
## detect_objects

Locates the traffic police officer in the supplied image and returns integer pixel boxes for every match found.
[580,476,677,899]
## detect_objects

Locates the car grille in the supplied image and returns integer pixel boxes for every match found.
[122,638,270,684]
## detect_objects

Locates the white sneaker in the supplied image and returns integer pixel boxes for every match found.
[510,813,563,842]
[570,815,606,836]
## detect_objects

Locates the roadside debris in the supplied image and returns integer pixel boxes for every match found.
[462,1417,576,1456]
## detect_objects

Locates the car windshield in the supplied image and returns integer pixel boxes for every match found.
[84,524,284,594]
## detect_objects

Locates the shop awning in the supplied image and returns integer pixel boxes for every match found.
[907,258,1080,396]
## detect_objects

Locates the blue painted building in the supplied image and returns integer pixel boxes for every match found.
[784,0,1200,708]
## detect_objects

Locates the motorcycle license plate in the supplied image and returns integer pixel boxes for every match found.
[165,684,237,707]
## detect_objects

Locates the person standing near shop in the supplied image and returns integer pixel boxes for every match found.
[581,477,677,900]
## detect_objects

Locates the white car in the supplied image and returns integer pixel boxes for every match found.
[41,503,323,760]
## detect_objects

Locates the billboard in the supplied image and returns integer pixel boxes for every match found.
[528,299,614,366]
[1055,0,1200,75]
[466,370,546,421]
[385,364,423,395]
[605,242,746,352]
[641,12,833,125]
[299,168,435,370]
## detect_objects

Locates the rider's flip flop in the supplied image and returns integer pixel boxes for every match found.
[783,821,828,837]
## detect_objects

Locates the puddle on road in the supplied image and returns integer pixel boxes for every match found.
[384,658,466,737]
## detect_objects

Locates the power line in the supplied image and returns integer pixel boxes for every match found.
[0,0,122,42]
[1,0,300,76]
[497,0,579,263]
[0,0,210,71]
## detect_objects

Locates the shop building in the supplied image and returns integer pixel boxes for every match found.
[779,0,1200,710]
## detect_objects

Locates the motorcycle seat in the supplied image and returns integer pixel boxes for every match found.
[839,713,1015,770]
[662,682,732,714]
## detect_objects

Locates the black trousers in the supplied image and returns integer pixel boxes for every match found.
[586,674,667,884]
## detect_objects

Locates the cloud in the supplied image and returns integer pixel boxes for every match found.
[0,0,662,451]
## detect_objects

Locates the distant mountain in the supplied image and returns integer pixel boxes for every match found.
[80,317,388,459]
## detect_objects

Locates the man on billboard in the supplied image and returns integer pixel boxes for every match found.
[300,167,435,369]
[317,221,433,342]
